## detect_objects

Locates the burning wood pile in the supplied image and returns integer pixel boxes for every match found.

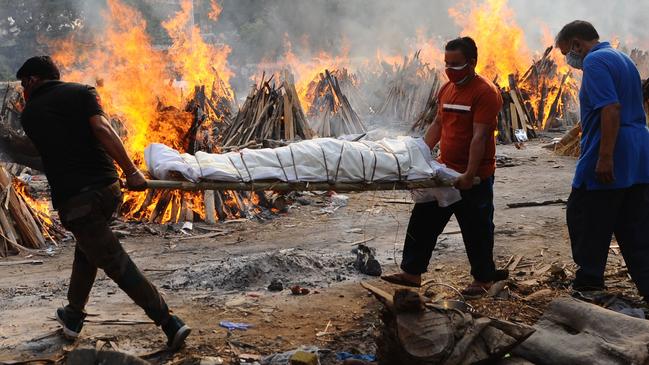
[377,51,442,123]
[0,165,65,257]
[411,75,443,132]
[409,46,579,145]
[497,46,578,144]
[0,83,42,170]
[220,71,314,149]
[304,69,366,137]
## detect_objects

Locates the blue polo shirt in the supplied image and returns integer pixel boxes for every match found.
[575,42,649,190]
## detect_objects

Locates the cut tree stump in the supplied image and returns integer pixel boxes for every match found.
[513,296,649,365]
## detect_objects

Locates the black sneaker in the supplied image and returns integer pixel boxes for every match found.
[55,307,86,339]
[162,315,191,351]
[495,269,509,281]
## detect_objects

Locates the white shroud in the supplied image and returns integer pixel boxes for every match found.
[144,137,462,206]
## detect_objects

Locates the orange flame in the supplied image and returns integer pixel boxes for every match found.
[449,0,531,82]
[50,0,234,223]
[208,0,223,21]
[12,179,53,226]
[279,36,351,110]
[162,0,233,98]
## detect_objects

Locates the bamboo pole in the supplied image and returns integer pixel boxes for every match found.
[143,176,477,193]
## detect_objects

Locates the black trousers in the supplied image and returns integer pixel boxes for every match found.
[567,184,649,297]
[58,182,172,326]
[400,176,497,282]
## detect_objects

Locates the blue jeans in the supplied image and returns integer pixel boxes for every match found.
[400,176,497,282]
[567,184,649,297]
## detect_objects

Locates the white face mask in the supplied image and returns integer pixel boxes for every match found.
[445,64,468,71]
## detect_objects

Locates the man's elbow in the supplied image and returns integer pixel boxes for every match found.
[602,103,621,115]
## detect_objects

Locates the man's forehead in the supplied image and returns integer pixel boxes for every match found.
[444,49,466,60]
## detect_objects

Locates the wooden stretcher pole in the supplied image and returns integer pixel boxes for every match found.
[142,177,480,193]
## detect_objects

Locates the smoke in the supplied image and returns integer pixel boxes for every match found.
[2,0,649,84]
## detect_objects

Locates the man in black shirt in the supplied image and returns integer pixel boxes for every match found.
[17,56,190,350]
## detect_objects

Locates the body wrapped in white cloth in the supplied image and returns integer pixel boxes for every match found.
[144,137,462,207]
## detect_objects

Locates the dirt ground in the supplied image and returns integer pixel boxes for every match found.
[0,137,640,364]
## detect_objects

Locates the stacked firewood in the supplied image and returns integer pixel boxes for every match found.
[305,69,366,137]
[220,71,314,148]
[552,123,581,157]
[630,49,649,79]
[498,47,577,144]
[377,51,441,123]
[410,75,443,132]
[0,165,66,257]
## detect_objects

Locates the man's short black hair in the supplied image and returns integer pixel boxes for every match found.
[16,56,61,80]
[445,37,478,61]
[555,20,600,45]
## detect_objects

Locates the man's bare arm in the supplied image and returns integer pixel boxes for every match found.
[424,116,442,149]
[88,115,147,190]
[596,103,621,184]
[455,123,491,190]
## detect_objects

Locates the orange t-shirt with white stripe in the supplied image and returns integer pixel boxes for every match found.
[436,74,503,179]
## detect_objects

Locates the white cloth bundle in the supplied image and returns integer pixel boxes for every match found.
[144,137,462,206]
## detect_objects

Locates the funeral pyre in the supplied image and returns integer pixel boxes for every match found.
[47,0,284,224]
[412,0,580,144]
[6,0,649,234]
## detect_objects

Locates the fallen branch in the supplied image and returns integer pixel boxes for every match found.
[507,199,567,209]
[0,259,43,266]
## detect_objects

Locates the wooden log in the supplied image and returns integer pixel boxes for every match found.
[0,217,6,257]
[0,205,19,251]
[150,190,172,224]
[213,191,227,220]
[0,167,45,248]
[509,91,528,138]
[507,199,567,208]
[203,190,216,224]
[544,73,570,131]
[282,92,293,140]
[169,193,181,224]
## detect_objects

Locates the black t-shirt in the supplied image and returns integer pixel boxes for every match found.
[20,81,118,208]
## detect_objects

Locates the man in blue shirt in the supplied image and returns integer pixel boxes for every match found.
[556,21,649,298]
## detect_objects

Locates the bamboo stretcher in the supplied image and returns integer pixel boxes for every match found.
[143,177,478,193]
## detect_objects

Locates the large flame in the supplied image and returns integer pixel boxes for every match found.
[280,37,352,110]
[449,0,531,82]
[162,0,233,99]
[449,0,577,129]
[50,0,234,223]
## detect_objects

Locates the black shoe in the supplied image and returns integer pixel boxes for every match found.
[55,307,86,339]
[495,269,509,281]
[572,278,606,293]
[162,315,191,351]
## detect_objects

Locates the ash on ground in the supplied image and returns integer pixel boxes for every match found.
[163,248,367,292]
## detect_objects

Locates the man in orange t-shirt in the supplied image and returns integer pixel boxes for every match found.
[383,37,505,297]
